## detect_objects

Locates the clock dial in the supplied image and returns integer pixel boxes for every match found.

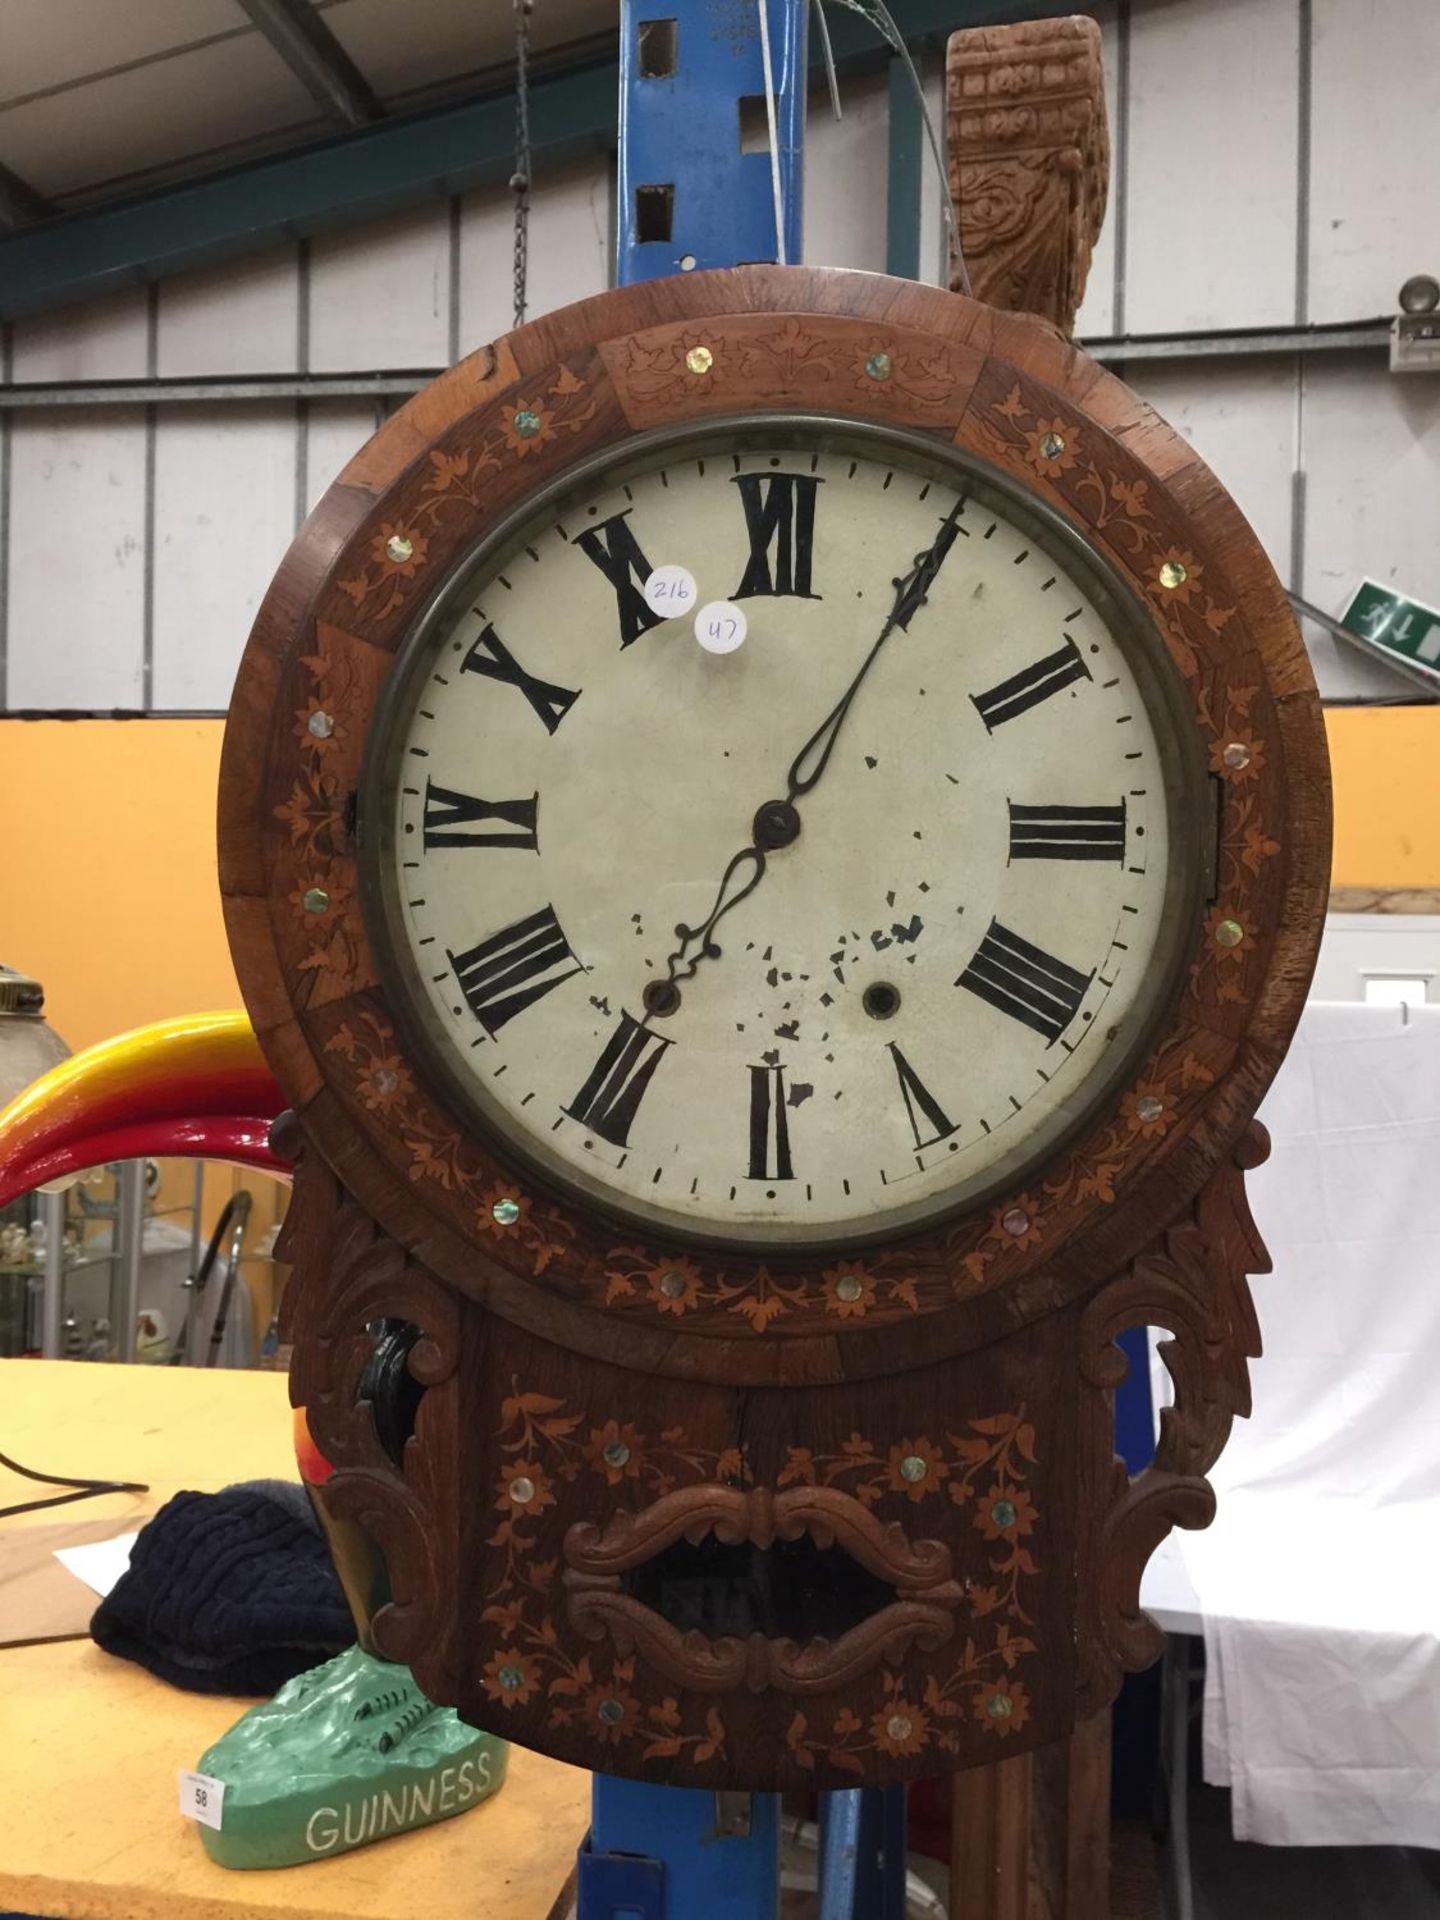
[363,420,1201,1249]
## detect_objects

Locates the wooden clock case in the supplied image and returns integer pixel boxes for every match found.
[219,265,1330,1791]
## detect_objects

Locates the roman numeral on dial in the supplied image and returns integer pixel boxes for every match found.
[888,1043,959,1151]
[461,624,579,735]
[423,779,538,851]
[574,511,665,648]
[448,905,583,1037]
[732,473,821,599]
[1007,801,1126,863]
[747,1063,794,1180]
[972,637,1090,731]
[565,1012,672,1148]
[957,919,1094,1044]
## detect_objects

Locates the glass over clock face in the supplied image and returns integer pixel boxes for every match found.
[362,418,1201,1251]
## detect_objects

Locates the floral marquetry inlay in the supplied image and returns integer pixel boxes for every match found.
[602,316,983,431]
[227,267,1328,1792]
[477,1386,1043,1775]
[244,285,1314,1354]
[333,365,600,624]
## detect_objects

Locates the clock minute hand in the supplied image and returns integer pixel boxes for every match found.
[785,499,965,800]
[650,501,965,1011]
[893,499,965,629]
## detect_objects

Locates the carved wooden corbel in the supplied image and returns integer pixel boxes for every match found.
[946,15,1109,334]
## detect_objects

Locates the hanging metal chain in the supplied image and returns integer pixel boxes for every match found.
[511,0,533,328]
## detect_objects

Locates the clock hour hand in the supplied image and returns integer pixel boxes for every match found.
[648,844,768,1014]
[785,498,965,800]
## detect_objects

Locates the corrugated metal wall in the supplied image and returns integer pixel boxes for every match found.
[3,0,1437,715]
[1077,0,1440,703]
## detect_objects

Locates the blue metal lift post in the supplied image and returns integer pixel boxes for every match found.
[580,7,850,1911]
[616,0,808,284]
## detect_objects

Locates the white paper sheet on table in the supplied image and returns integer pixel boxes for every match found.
[1171,1001,1440,1848]
[53,1530,137,1599]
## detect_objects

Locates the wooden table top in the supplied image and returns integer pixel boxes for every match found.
[0,1361,587,1920]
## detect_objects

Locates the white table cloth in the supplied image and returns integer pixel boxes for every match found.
[1172,1001,1440,1846]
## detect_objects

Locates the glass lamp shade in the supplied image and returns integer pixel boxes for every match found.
[0,965,72,1112]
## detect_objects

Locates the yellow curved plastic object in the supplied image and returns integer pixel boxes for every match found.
[0,1010,285,1207]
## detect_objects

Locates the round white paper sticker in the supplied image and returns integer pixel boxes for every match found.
[643,563,699,618]
[694,600,747,654]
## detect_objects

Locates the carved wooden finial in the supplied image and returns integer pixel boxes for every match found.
[945,15,1110,335]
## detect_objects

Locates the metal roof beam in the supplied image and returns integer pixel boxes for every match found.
[0,1,1073,321]
[0,61,616,321]
[0,160,54,234]
[235,0,383,128]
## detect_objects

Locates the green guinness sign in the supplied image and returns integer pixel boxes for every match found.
[189,1646,507,1870]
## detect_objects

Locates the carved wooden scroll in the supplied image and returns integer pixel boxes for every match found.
[563,1590,965,1699]
[1074,1122,1270,1716]
[562,1484,960,1589]
[946,15,1109,334]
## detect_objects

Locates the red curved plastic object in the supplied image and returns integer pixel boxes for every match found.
[0,1011,288,1208]
[293,1407,334,1486]
[9,1119,285,1203]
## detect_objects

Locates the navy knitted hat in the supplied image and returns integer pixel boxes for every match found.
[91,1479,354,1695]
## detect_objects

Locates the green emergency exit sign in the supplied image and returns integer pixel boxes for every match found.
[1339,579,1440,690]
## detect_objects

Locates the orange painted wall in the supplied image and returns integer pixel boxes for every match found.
[2,720,237,1055]
[2,707,1439,1058]
[1324,706,1440,888]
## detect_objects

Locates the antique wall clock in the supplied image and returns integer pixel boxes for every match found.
[220,261,1329,1792]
